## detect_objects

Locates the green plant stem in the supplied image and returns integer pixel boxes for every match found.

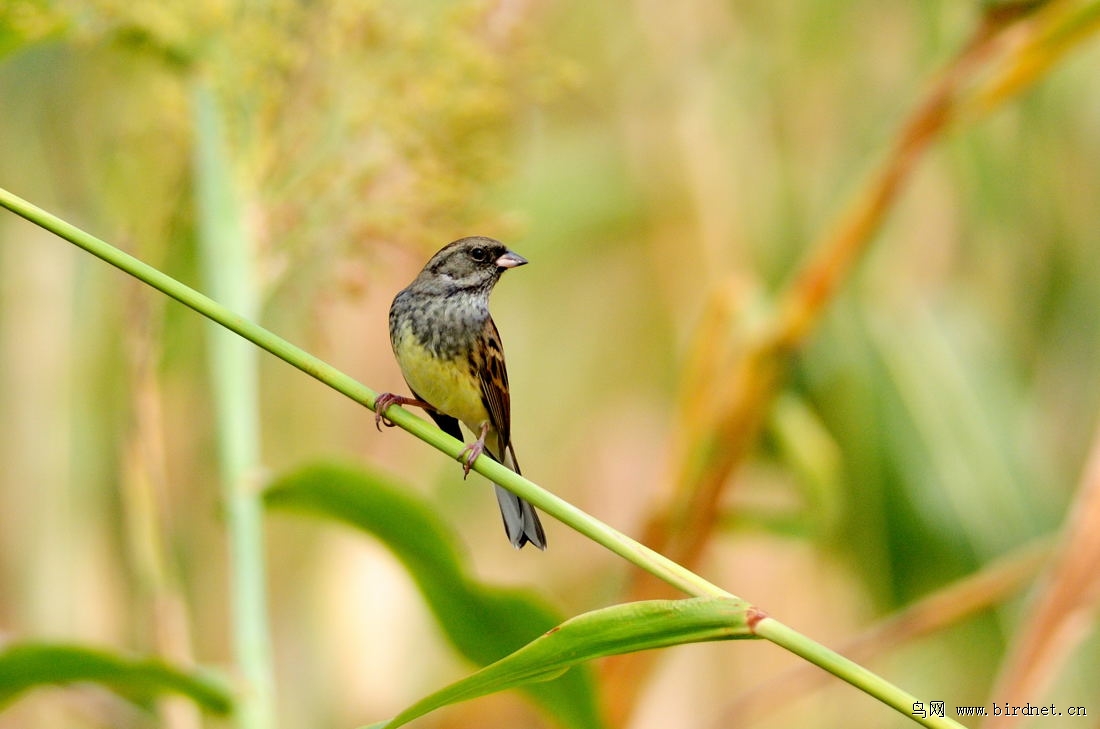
[191,82,275,729]
[0,186,967,728]
[754,618,959,729]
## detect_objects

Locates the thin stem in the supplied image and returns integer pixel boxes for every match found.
[191,82,275,729]
[754,618,964,729]
[719,539,1053,726]
[0,186,965,727]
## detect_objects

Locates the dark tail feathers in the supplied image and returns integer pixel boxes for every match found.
[494,442,546,549]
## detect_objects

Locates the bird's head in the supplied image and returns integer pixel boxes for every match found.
[418,236,528,293]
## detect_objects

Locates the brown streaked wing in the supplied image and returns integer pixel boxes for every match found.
[476,316,511,452]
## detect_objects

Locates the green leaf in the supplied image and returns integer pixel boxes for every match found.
[263,461,603,729]
[374,597,753,729]
[0,643,233,714]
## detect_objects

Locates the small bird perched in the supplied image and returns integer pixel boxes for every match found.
[375,236,547,550]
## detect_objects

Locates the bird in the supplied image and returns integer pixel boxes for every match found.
[374,236,547,550]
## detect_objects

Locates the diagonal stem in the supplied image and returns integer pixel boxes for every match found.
[0,185,967,728]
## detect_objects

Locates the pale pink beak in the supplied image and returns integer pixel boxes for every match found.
[496,250,528,268]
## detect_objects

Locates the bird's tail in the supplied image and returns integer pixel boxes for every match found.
[494,443,547,550]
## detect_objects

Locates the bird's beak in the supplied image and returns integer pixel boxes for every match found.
[496,250,528,269]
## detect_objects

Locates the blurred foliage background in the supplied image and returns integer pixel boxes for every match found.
[2,1,1099,728]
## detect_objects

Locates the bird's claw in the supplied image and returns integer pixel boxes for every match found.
[374,393,403,431]
[459,439,486,479]
[460,423,492,479]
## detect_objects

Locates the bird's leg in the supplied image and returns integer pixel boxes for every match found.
[459,422,491,478]
[374,393,435,430]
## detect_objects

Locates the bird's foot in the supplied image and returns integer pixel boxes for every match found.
[459,423,491,478]
[374,393,432,430]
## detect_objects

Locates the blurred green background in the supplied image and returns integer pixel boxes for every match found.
[2,1,1099,728]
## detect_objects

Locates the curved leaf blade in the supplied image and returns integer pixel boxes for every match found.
[263,461,602,729]
[378,597,754,729]
[0,643,233,714]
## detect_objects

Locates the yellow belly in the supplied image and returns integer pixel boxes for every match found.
[393,331,489,431]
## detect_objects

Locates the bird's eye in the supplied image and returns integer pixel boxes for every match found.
[469,247,488,262]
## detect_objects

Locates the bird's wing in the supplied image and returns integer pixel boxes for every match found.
[476,316,512,460]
